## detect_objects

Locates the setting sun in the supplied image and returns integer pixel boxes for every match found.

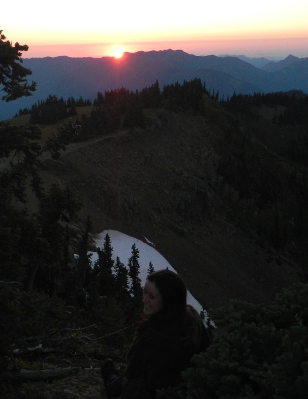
[113,47,124,58]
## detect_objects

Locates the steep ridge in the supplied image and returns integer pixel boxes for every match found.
[39,108,302,310]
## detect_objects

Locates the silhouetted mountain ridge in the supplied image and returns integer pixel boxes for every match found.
[1,49,307,120]
[233,55,272,68]
[261,54,300,71]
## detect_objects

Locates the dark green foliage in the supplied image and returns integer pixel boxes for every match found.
[0,30,36,101]
[128,243,142,304]
[0,120,41,159]
[114,257,131,307]
[158,283,308,399]
[0,208,28,282]
[43,127,72,159]
[95,233,115,296]
[19,185,80,294]
[147,261,155,275]
[163,78,208,113]
[0,119,80,295]
[30,95,70,124]
[0,226,140,380]
[0,287,66,372]
[0,121,43,202]
[29,95,91,125]
[218,92,308,270]
[17,96,89,119]
[82,79,207,139]
[223,91,308,150]
[43,79,206,143]
[0,285,130,373]
[0,120,81,294]
[224,90,308,120]
[91,87,138,134]
[0,35,137,386]
[38,184,80,249]
[78,103,120,138]
[139,80,162,108]
[71,216,94,294]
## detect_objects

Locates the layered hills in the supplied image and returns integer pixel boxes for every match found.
[1,49,308,121]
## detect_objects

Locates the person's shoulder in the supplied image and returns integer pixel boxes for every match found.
[185,304,202,324]
[186,304,199,315]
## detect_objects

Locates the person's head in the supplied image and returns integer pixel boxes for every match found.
[142,269,187,318]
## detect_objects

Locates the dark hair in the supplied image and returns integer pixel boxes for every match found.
[146,269,187,318]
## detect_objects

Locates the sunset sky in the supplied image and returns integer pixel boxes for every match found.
[3,0,308,59]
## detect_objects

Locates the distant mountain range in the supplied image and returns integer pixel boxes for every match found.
[1,50,307,121]
[226,54,301,70]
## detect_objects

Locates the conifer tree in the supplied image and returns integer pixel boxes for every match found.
[0,30,36,101]
[96,233,115,295]
[114,257,130,305]
[74,216,93,290]
[103,233,114,270]
[147,261,155,275]
[128,243,142,303]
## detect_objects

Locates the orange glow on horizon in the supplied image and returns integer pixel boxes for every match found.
[23,36,308,60]
[112,47,124,58]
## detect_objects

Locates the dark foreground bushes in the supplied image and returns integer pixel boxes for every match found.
[158,283,308,399]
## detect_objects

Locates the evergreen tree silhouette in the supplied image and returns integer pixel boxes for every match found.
[147,261,155,275]
[128,243,142,304]
[96,233,115,295]
[114,257,130,306]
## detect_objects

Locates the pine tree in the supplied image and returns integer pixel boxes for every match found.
[114,257,130,305]
[0,30,36,101]
[75,216,93,290]
[128,243,142,303]
[103,233,114,271]
[147,261,155,275]
[96,234,115,296]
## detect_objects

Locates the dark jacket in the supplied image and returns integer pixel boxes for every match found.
[123,305,211,399]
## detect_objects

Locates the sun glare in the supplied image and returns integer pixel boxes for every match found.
[113,47,124,58]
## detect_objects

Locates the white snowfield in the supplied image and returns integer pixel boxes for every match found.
[91,230,215,327]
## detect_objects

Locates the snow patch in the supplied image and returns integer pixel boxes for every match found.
[91,230,208,318]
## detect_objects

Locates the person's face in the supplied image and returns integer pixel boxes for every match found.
[142,281,164,316]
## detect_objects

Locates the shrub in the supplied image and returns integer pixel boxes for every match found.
[157,283,308,399]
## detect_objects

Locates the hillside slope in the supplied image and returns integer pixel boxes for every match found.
[35,106,302,310]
